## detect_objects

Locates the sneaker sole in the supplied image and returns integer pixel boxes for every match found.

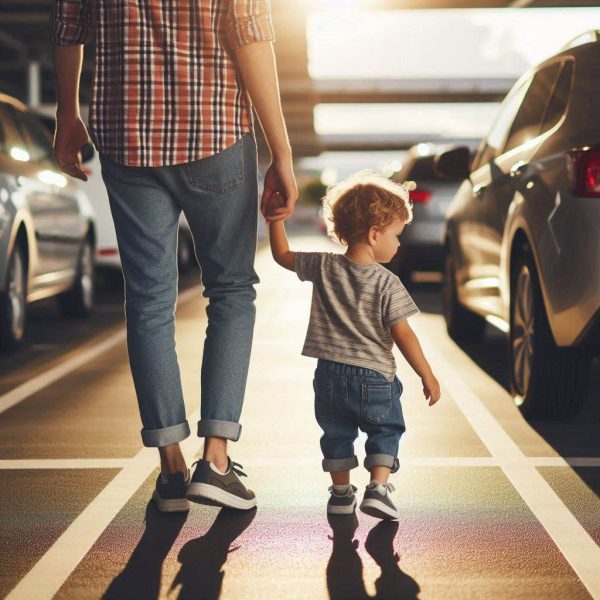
[359,498,400,520]
[327,497,357,515]
[186,482,257,510]
[152,490,191,513]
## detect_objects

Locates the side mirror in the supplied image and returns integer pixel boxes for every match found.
[435,147,471,181]
[81,142,95,164]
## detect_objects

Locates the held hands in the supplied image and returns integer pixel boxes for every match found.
[53,115,91,182]
[261,156,298,223]
[264,191,287,222]
[422,372,441,406]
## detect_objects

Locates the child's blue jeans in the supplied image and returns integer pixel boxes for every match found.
[313,359,405,473]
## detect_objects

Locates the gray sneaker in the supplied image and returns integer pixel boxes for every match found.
[152,469,192,513]
[327,484,358,515]
[186,458,256,510]
[359,482,400,520]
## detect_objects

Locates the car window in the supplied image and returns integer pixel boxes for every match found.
[10,107,55,165]
[471,77,531,171]
[503,62,562,154]
[0,103,29,158]
[399,155,437,181]
[540,61,573,134]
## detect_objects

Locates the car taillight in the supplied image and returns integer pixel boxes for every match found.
[98,248,119,256]
[570,148,600,197]
[409,189,432,203]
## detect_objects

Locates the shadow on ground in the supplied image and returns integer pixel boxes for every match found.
[327,513,420,600]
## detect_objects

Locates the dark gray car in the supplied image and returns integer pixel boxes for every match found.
[0,93,97,350]
[437,32,600,419]
[390,143,467,280]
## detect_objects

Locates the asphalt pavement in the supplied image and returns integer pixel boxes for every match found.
[1,232,599,600]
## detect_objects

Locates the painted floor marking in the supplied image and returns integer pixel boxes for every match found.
[0,286,201,417]
[2,456,600,470]
[6,411,201,600]
[411,316,600,599]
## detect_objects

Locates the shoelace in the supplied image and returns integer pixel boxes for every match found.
[369,481,395,495]
[231,461,247,478]
[328,484,358,497]
[191,458,247,478]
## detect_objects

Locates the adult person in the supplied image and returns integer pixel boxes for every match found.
[50,0,297,512]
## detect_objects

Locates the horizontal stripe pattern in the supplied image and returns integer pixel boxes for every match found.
[295,251,420,380]
[49,0,275,167]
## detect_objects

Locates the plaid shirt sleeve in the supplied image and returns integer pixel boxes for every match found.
[49,0,91,45]
[224,0,275,49]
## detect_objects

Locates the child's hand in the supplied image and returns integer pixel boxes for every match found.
[422,373,440,406]
[264,192,288,222]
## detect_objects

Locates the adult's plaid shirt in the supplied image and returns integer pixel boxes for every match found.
[50,0,275,167]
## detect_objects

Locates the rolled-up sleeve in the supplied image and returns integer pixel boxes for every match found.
[224,0,275,49]
[49,0,91,45]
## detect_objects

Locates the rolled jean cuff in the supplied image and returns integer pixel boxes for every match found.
[364,453,399,473]
[322,455,359,472]
[197,419,242,442]
[141,421,190,448]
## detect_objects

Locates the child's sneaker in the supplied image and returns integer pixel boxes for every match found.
[152,469,191,513]
[327,484,358,515]
[359,481,400,520]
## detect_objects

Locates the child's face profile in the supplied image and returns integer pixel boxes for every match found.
[370,218,406,263]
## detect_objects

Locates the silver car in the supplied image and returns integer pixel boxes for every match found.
[389,143,466,281]
[438,32,600,419]
[0,94,97,350]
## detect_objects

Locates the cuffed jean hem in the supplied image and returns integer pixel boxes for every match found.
[322,456,359,472]
[197,419,242,442]
[141,421,191,448]
[364,453,400,473]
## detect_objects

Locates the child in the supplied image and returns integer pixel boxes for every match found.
[266,170,441,520]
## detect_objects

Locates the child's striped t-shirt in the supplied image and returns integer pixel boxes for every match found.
[294,251,419,381]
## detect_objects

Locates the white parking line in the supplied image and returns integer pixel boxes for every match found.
[5,410,201,600]
[2,456,600,469]
[411,316,600,599]
[0,285,201,417]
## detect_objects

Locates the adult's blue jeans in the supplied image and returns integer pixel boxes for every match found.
[99,133,259,447]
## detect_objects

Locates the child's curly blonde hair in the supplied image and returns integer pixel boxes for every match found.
[322,170,414,246]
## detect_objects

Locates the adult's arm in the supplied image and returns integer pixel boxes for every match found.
[49,0,92,181]
[226,1,298,221]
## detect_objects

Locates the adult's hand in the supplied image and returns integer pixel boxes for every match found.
[261,156,298,223]
[54,115,91,182]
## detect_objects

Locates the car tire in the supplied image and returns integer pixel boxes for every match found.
[0,242,27,351]
[442,245,486,342]
[57,235,95,317]
[509,248,590,419]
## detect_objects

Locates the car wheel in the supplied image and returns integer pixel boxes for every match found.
[57,236,95,317]
[509,248,590,419]
[0,242,27,351]
[442,245,486,342]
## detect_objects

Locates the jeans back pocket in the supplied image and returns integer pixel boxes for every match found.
[314,378,334,422]
[361,382,392,425]
[182,135,245,193]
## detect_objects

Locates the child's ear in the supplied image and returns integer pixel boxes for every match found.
[367,226,379,246]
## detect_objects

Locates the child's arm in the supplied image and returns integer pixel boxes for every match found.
[268,213,296,272]
[390,320,441,406]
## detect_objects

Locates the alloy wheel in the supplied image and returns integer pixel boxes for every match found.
[79,241,94,311]
[512,265,534,399]
[8,248,25,340]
